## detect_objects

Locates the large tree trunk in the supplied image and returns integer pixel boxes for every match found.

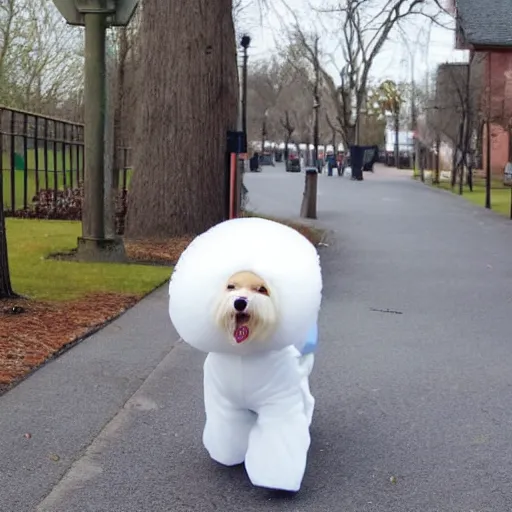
[125,0,238,239]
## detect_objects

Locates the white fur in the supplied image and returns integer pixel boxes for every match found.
[214,290,278,345]
[168,217,323,492]
[169,217,322,355]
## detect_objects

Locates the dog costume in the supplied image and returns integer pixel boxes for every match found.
[168,217,322,492]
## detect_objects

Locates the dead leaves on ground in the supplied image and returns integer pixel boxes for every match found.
[0,293,138,390]
[124,236,194,265]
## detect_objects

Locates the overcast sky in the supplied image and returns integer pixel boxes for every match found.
[239,0,468,86]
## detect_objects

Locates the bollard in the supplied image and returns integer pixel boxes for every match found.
[300,167,318,219]
[234,155,244,216]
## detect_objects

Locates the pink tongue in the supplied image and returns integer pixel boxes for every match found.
[234,325,249,344]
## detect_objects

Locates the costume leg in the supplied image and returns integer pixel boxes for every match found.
[298,353,315,427]
[245,393,311,492]
[202,357,256,466]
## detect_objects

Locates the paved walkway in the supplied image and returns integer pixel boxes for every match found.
[2,163,512,511]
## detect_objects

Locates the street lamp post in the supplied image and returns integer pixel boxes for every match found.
[240,35,251,140]
[261,109,268,155]
[51,0,138,261]
[313,99,320,171]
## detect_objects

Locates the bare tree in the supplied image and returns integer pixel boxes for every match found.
[124,0,239,239]
[0,0,84,117]
[280,0,445,150]
[280,110,295,160]
[246,57,298,146]
[0,0,23,101]
[431,56,484,192]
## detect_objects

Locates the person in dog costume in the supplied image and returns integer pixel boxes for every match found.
[168,217,322,492]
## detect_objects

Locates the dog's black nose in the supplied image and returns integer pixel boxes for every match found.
[234,298,248,312]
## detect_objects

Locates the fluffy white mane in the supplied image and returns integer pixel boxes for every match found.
[168,217,322,355]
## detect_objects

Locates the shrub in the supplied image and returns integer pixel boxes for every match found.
[6,186,128,235]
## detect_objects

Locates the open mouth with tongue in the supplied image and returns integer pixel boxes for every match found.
[234,313,250,343]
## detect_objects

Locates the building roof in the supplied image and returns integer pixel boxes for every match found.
[457,0,512,48]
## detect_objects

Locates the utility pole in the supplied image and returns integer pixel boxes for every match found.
[394,101,400,170]
[485,52,492,209]
[410,58,418,172]
[313,35,320,172]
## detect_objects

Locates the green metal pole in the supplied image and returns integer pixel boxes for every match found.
[83,12,106,240]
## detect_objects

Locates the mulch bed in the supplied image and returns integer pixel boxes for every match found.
[0,293,139,390]
[0,220,324,394]
[124,236,194,265]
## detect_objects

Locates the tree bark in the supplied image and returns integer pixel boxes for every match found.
[434,137,440,184]
[124,0,238,239]
[284,135,289,162]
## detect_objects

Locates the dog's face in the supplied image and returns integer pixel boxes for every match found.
[214,270,278,345]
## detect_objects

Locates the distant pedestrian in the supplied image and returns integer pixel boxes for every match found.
[250,152,259,172]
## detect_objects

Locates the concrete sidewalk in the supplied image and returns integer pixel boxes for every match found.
[0,288,180,512]
[2,163,512,511]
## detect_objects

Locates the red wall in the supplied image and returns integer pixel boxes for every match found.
[482,52,512,173]
[483,123,508,174]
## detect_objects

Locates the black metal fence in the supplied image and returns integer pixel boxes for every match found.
[0,106,132,213]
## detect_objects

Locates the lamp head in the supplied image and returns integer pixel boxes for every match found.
[241,35,251,49]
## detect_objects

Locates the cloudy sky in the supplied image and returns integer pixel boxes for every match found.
[239,0,468,86]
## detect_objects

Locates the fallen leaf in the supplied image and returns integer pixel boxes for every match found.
[49,454,60,462]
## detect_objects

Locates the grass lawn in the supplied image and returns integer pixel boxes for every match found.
[2,149,133,210]
[6,218,171,301]
[428,175,512,217]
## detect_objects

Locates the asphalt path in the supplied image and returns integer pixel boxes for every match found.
[1,163,511,511]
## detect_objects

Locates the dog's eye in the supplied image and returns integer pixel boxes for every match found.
[227,284,235,290]
[258,286,269,295]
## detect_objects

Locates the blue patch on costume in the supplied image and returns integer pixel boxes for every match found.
[300,323,318,355]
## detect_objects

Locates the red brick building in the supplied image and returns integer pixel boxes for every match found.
[455,0,512,173]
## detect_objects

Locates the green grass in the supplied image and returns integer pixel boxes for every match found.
[427,174,512,217]
[2,149,133,210]
[6,218,171,301]
[420,174,512,216]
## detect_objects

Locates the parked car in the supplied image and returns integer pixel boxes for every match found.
[286,156,301,172]
[259,152,274,166]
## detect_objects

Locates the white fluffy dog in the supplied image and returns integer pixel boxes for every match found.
[168,217,322,492]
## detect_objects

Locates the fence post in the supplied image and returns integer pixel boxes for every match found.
[34,116,40,195]
[9,111,15,213]
[52,121,58,203]
[61,123,67,188]
[43,118,49,190]
[22,113,28,209]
